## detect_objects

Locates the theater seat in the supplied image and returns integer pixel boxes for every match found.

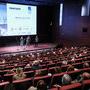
[13,78,32,90]
[51,72,67,86]
[83,79,90,90]
[60,83,81,90]
[0,81,9,90]
[24,71,35,78]
[50,87,58,90]
[33,75,52,88]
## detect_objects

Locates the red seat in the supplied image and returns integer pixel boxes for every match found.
[50,87,58,90]
[67,70,81,80]
[0,81,9,90]
[33,75,52,88]
[60,83,81,90]
[13,78,32,90]
[51,72,67,87]
[24,71,35,78]
[83,79,90,90]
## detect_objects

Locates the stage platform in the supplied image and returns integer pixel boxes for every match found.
[0,43,55,55]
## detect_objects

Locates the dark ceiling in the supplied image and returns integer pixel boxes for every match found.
[0,0,85,5]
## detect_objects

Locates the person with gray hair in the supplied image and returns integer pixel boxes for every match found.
[62,74,72,85]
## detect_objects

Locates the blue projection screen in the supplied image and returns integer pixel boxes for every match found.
[0,3,37,36]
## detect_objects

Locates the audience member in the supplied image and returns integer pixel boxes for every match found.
[37,80,47,90]
[25,63,31,69]
[13,67,26,80]
[67,65,74,72]
[83,62,89,68]
[74,72,90,83]
[31,60,40,70]
[27,86,37,90]
[62,74,72,85]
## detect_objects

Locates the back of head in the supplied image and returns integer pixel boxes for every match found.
[62,74,72,85]
[16,67,23,75]
[37,80,47,90]
[82,72,90,79]
[28,86,37,90]
[67,65,74,72]
[83,62,89,68]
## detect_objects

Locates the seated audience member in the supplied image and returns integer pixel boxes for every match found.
[35,70,41,76]
[13,67,26,80]
[31,60,40,70]
[27,86,37,90]
[25,63,31,68]
[82,72,90,79]
[0,59,6,70]
[0,65,5,70]
[83,62,89,68]
[54,67,62,73]
[62,74,72,85]
[67,65,74,72]
[71,57,75,63]
[62,60,68,65]
[67,65,78,72]
[37,80,47,90]
[1,59,6,64]
[75,72,90,83]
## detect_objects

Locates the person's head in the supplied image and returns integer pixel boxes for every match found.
[82,72,90,79]
[83,62,89,68]
[16,67,23,75]
[62,74,72,85]
[35,70,41,76]
[37,80,46,90]
[62,60,68,65]
[67,64,74,72]
[32,60,39,66]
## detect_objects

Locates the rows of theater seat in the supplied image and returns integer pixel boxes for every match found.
[0,47,90,90]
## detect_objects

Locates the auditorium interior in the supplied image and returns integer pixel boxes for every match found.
[0,0,90,90]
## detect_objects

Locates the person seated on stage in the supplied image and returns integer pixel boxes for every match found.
[13,67,26,80]
[31,60,40,70]
[62,74,72,85]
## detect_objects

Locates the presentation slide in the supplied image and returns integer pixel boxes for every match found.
[0,3,37,36]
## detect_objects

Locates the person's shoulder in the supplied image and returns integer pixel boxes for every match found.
[27,86,37,90]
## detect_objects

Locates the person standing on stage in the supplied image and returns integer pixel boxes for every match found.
[20,36,24,46]
[26,36,31,47]
[35,35,39,47]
